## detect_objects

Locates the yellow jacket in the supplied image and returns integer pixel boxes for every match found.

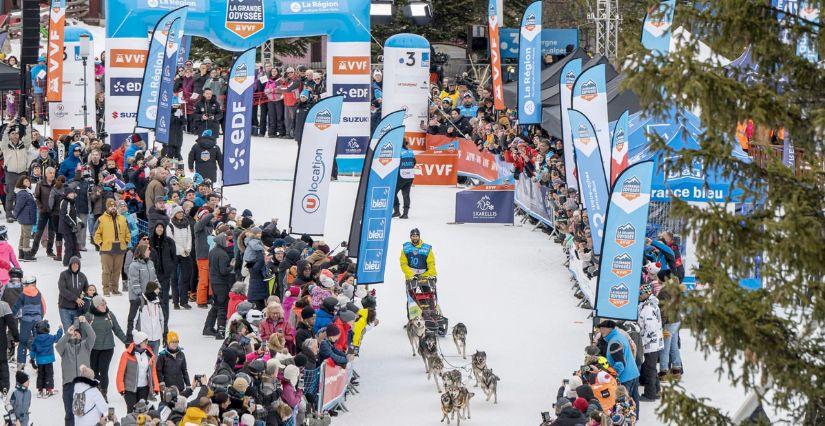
[93,212,131,252]
[399,239,437,281]
[179,406,208,426]
[352,308,369,347]
[439,90,459,107]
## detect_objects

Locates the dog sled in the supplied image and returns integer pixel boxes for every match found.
[406,276,449,336]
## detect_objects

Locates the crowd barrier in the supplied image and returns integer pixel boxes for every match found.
[318,359,354,413]
[564,237,596,307]
[413,135,501,185]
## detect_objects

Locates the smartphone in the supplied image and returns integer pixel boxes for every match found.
[563,378,569,385]
[107,407,115,418]
[541,411,551,422]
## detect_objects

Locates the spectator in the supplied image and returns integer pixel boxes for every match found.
[637,283,663,401]
[56,316,95,426]
[71,365,109,426]
[84,295,127,400]
[597,320,640,416]
[56,256,89,330]
[1,118,31,221]
[115,331,160,412]
[93,198,131,295]
[30,320,62,398]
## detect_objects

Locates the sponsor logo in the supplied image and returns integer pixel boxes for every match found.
[476,195,495,211]
[576,123,592,145]
[564,70,577,90]
[614,128,626,150]
[362,249,383,272]
[336,136,368,155]
[110,49,147,68]
[333,83,370,102]
[111,111,138,119]
[608,283,629,308]
[285,0,343,14]
[580,79,597,101]
[226,0,265,39]
[233,62,250,83]
[473,195,498,220]
[332,56,370,75]
[342,116,369,123]
[620,176,641,201]
[302,194,320,213]
[53,103,68,119]
[314,109,332,130]
[366,218,386,241]
[524,12,537,31]
[524,100,535,115]
[666,158,705,181]
[615,223,636,248]
[300,147,326,213]
[611,253,633,278]
[421,51,430,68]
[377,141,393,166]
[146,0,199,8]
[369,186,390,210]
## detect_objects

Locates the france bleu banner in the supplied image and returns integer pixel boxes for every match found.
[595,161,654,321]
[289,96,345,236]
[154,17,185,144]
[136,7,187,130]
[518,1,542,124]
[569,108,609,255]
[641,0,675,56]
[455,184,515,224]
[348,110,406,255]
[572,64,610,179]
[610,110,629,186]
[222,48,257,187]
[356,126,406,285]
[559,58,581,191]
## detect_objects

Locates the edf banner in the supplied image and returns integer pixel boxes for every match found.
[289,96,345,236]
[595,161,654,321]
[569,108,609,255]
[641,0,675,56]
[610,110,630,186]
[518,1,542,124]
[572,64,610,178]
[222,48,256,186]
[136,7,187,130]
[559,58,581,191]
[46,0,67,102]
[455,184,515,224]
[356,126,405,285]
[155,17,185,144]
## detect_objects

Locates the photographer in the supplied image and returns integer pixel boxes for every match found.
[1,117,31,222]
[193,88,223,136]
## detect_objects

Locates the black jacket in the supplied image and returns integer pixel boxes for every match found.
[57,257,89,310]
[550,407,586,425]
[295,322,314,356]
[208,235,234,293]
[0,301,19,353]
[150,232,177,280]
[168,110,186,149]
[58,196,78,235]
[148,207,170,231]
[187,136,223,182]
[156,348,190,392]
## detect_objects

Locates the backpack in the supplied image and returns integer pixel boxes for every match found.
[72,387,92,416]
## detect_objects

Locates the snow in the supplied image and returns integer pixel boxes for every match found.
[10,133,749,425]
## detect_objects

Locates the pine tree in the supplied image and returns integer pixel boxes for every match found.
[620,1,824,424]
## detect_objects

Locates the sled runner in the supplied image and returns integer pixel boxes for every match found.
[406,276,449,336]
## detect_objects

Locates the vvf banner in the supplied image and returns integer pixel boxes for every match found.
[136,7,186,130]
[154,16,185,144]
[289,96,345,236]
[46,0,67,102]
[517,1,542,124]
[488,0,505,110]
[594,161,654,321]
[572,64,610,178]
[559,58,581,190]
[356,126,405,285]
[641,0,675,56]
[610,110,629,186]
[348,110,406,256]
[569,108,608,255]
[222,48,257,186]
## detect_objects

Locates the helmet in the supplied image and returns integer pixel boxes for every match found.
[8,268,23,280]
[410,228,420,237]
[246,309,263,324]
[35,320,50,334]
[22,276,36,285]
[0,225,7,241]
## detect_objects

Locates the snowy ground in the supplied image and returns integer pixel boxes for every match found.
[11,133,748,425]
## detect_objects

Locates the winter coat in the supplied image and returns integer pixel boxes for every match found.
[259,316,294,345]
[333,317,352,352]
[319,339,347,367]
[310,286,333,311]
[8,386,31,426]
[352,308,371,347]
[71,377,108,426]
[193,212,214,259]
[147,207,170,231]
[84,305,128,351]
[156,347,190,392]
[638,295,664,354]
[150,232,177,280]
[1,125,31,174]
[144,177,165,216]
[208,235,234,293]
[30,328,63,365]
[550,406,587,425]
[93,212,131,252]
[279,376,302,407]
[58,196,78,235]
[57,258,89,310]
[313,307,335,334]
[12,286,46,323]
[605,328,640,384]
[295,322,314,355]
[135,294,164,342]
[115,343,160,394]
[12,188,37,225]
[179,406,208,426]
[247,255,269,303]
[0,302,19,354]
[0,241,20,285]
[33,179,53,213]
[128,258,158,301]
[56,321,96,384]
[227,291,247,320]
[187,136,222,182]
[73,179,91,215]
[167,218,193,257]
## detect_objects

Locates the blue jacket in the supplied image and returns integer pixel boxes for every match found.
[247,256,269,302]
[398,148,416,180]
[58,144,81,179]
[457,104,479,118]
[605,328,640,383]
[645,240,675,272]
[31,328,63,365]
[313,308,335,334]
[319,339,347,367]
[12,189,37,226]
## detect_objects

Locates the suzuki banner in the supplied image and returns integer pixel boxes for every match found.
[289,96,345,236]
[222,47,256,186]
[610,110,629,186]
[641,0,675,56]
[48,28,95,138]
[572,64,610,178]
[46,0,67,102]
[595,161,654,321]
[382,34,430,153]
[136,7,187,130]
[569,108,609,255]
[455,184,515,224]
[559,58,581,190]
[348,110,406,255]
[154,16,185,144]
[488,0,505,110]
[356,126,405,285]
[518,1,542,124]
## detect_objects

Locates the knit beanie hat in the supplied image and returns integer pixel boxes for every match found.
[92,295,106,309]
[301,306,316,320]
[15,370,28,385]
[573,397,588,413]
[326,324,340,337]
[284,364,300,387]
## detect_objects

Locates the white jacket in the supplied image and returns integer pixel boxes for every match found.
[638,295,664,353]
[168,222,193,257]
[72,381,108,426]
[136,296,165,341]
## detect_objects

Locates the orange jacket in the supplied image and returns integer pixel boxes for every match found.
[116,343,160,394]
[108,145,126,171]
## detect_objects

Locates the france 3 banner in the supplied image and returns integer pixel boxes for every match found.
[136,7,187,130]
[488,0,505,110]
[289,96,345,236]
[348,110,406,256]
[356,126,406,285]
[518,1,542,124]
[381,34,429,152]
[559,58,582,191]
[572,64,610,178]
[610,110,630,186]
[641,0,675,56]
[318,360,351,412]
[154,17,185,144]
[46,0,67,102]
[595,161,654,321]
[455,184,515,224]
[569,108,609,256]
[221,48,257,187]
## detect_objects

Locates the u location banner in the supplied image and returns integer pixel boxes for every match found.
[46,0,67,102]
[289,96,345,236]
[572,64,610,178]
[222,47,256,186]
[518,1,542,124]
[595,161,654,321]
[455,184,515,224]
[559,58,581,191]
[569,108,609,255]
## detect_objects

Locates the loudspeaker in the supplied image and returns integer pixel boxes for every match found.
[20,0,40,65]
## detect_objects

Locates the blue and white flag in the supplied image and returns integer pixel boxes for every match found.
[572,64,610,178]
[610,110,630,186]
[136,6,186,130]
[641,0,675,56]
[595,161,654,321]
[517,1,542,124]
[356,126,406,285]
[177,35,192,67]
[569,108,609,255]
[782,136,795,169]
[559,58,581,191]
[154,17,185,144]
[222,48,257,187]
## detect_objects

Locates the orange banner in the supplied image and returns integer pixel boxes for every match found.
[413,151,458,186]
[406,131,427,151]
[426,134,500,182]
[46,3,66,102]
[488,12,505,110]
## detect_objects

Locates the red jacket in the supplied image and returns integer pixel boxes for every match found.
[333,317,352,352]
[108,145,126,171]
[227,292,247,319]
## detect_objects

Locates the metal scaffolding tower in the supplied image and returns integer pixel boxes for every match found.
[587,0,621,59]
[260,40,276,65]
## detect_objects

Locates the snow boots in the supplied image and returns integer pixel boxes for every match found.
[52,241,63,261]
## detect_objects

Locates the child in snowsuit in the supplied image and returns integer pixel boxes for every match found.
[30,320,62,397]
[135,281,165,356]
[242,227,264,267]
[12,277,46,368]
[8,371,31,425]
